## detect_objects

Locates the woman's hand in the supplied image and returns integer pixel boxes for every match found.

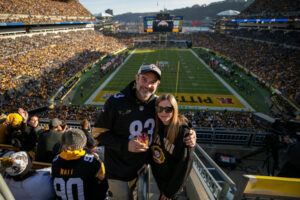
[184,129,197,147]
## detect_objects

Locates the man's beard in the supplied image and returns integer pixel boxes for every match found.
[136,86,153,100]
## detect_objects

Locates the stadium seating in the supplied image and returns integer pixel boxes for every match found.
[0,29,126,116]
[190,32,300,106]
[0,0,97,24]
[240,0,300,18]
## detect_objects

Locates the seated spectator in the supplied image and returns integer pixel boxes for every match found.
[1,151,55,200]
[10,108,41,152]
[52,128,108,200]
[36,118,63,163]
[80,119,96,150]
[0,114,10,144]
[80,119,104,161]
[0,113,23,146]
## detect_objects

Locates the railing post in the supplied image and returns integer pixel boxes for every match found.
[211,126,215,145]
[137,165,149,200]
[218,182,230,200]
[249,129,257,147]
[0,174,15,200]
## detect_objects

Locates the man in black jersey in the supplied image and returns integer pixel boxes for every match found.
[94,64,195,200]
[52,128,107,200]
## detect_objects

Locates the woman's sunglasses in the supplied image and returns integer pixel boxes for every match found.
[156,106,173,113]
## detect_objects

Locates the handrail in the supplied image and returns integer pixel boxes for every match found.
[193,144,237,199]
[193,152,222,199]
[196,144,236,188]
[241,175,300,200]
[0,174,15,200]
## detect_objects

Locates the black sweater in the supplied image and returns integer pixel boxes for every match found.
[94,81,156,181]
[150,119,194,198]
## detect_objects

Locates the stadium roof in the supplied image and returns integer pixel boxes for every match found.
[217,10,240,16]
[99,12,113,17]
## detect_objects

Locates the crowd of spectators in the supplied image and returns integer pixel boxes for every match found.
[184,110,257,130]
[190,32,300,105]
[0,29,126,115]
[1,28,297,131]
[228,29,300,47]
[0,0,96,24]
[240,0,300,18]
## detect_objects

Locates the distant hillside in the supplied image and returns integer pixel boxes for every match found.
[111,0,254,22]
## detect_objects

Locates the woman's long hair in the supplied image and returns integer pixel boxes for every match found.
[154,94,187,144]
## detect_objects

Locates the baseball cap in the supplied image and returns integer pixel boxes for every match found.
[138,64,161,80]
[62,128,87,150]
[3,151,32,177]
[50,118,62,128]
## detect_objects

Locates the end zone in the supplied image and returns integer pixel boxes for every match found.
[87,90,251,111]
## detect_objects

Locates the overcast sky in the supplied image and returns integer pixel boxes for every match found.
[79,0,224,15]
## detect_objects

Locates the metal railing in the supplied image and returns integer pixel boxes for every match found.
[137,166,150,200]
[39,120,270,147]
[195,127,270,147]
[193,144,237,200]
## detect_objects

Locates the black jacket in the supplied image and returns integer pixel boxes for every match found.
[150,119,194,198]
[94,81,156,181]
[36,129,62,163]
[18,122,41,151]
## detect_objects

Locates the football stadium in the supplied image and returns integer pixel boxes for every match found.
[0,0,299,199]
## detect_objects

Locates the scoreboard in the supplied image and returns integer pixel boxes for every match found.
[144,15,183,32]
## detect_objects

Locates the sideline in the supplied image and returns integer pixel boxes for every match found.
[189,49,255,111]
[85,49,136,105]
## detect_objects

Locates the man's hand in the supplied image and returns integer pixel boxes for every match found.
[18,108,28,123]
[184,129,197,147]
[283,136,294,144]
[128,138,148,152]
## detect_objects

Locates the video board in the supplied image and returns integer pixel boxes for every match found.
[144,16,183,32]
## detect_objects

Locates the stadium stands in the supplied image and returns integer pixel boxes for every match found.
[240,0,300,18]
[184,110,256,130]
[228,29,300,47]
[0,29,126,116]
[190,32,300,107]
[0,0,97,24]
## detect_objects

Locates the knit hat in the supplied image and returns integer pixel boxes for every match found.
[49,118,62,128]
[3,151,32,177]
[62,128,87,150]
[6,113,23,127]
[0,113,7,123]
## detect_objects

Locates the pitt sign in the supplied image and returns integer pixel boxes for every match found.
[92,91,246,109]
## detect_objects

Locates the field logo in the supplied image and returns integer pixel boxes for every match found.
[216,97,234,104]
[92,91,245,109]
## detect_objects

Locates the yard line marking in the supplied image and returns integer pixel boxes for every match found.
[85,49,136,105]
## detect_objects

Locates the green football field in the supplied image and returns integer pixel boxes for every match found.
[84,49,250,110]
[103,49,230,94]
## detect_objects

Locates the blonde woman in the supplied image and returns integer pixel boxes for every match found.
[151,94,194,200]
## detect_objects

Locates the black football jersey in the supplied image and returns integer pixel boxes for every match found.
[52,152,106,200]
[94,81,156,181]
